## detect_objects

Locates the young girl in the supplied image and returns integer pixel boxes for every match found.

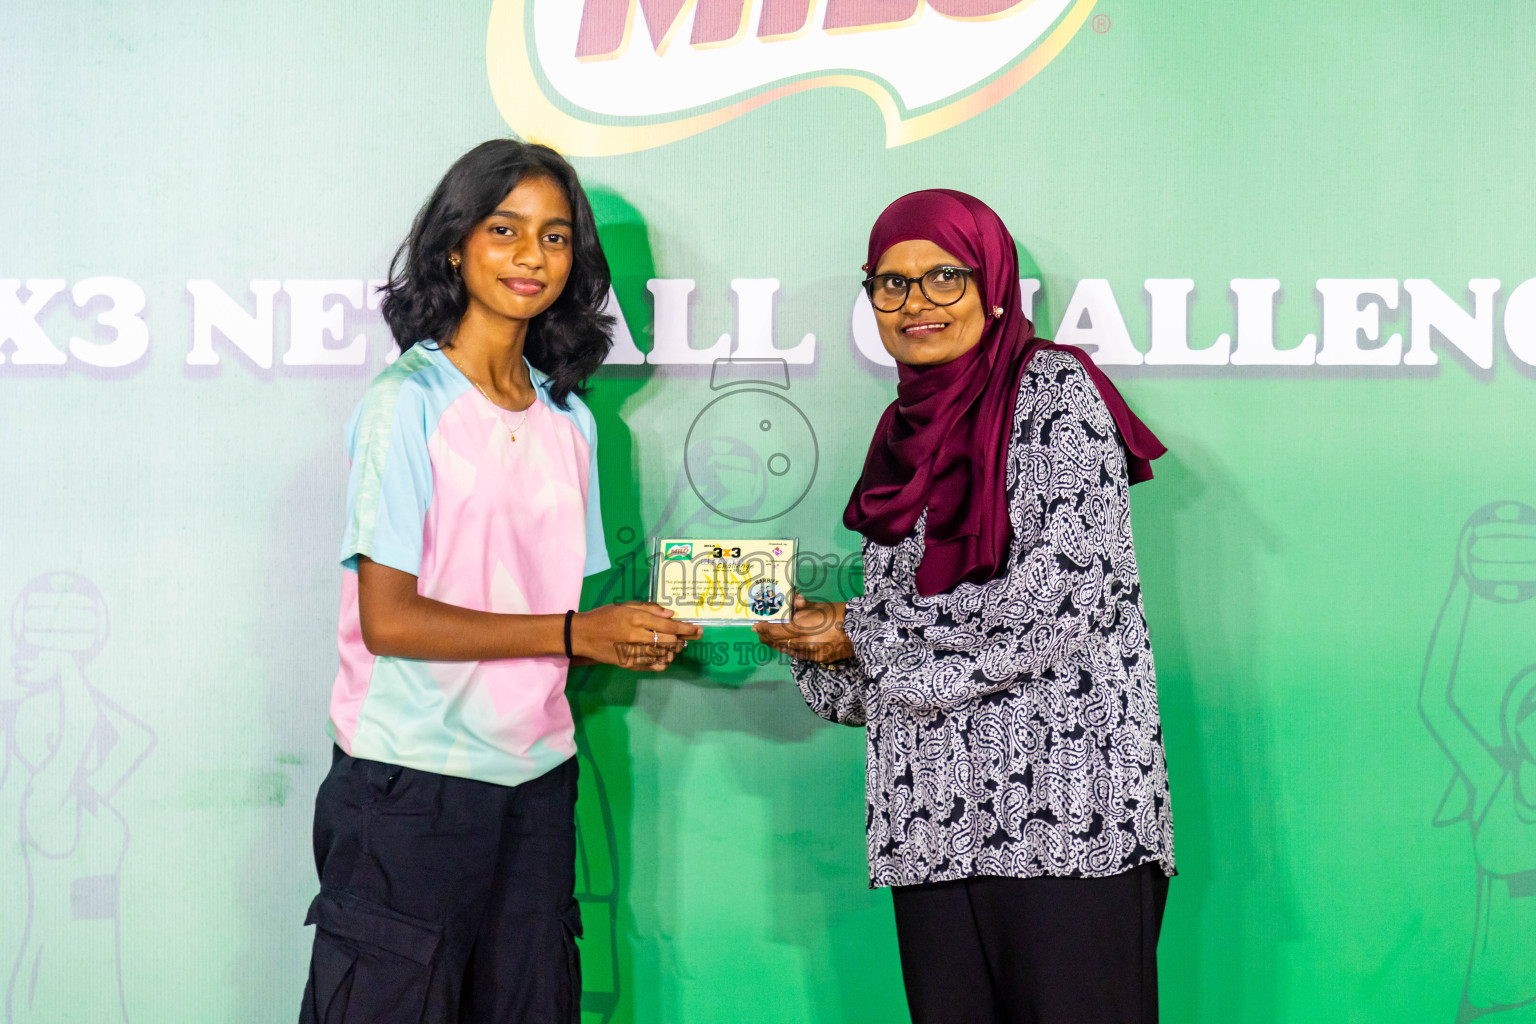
[299,140,699,1024]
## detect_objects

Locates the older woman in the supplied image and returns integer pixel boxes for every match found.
[757,190,1175,1024]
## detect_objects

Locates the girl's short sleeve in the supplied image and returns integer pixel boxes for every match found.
[338,378,435,576]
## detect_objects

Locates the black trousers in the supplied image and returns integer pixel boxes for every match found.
[891,864,1170,1024]
[299,747,581,1024]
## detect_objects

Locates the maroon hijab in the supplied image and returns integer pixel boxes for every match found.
[842,189,1166,596]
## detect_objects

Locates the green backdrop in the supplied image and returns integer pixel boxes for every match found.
[2,2,1534,1022]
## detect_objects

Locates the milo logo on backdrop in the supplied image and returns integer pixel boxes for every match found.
[487,0,1097,155]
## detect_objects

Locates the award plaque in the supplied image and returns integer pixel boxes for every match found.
[650,538,797,625]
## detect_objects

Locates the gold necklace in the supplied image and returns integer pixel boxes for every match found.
[444,351,532,442]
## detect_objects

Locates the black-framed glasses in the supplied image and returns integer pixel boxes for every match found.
[862,265,973,313]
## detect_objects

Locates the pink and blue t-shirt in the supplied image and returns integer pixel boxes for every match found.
[328,344,609,788]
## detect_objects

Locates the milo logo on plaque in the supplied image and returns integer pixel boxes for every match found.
[487,0,1098,155]
[663,542,693,560]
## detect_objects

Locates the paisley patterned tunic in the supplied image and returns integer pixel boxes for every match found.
[792,349,1175,888]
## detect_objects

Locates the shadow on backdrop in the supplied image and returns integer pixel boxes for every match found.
[571,184,661,1024]
[1133,435,1299,1024]
[576,238,901,1014]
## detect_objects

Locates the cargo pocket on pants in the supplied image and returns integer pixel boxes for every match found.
[302,890,442,1024]
[561,900,584,1023]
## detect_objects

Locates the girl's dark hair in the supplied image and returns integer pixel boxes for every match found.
[380,140,613,409]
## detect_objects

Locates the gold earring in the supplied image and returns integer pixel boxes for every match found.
[449,254,461,270]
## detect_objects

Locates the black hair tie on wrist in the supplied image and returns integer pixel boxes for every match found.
[564,609,575,660]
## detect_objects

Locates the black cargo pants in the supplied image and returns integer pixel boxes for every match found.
[299,747,581,1024]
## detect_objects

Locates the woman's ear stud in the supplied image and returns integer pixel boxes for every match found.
[449,254,461,269]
